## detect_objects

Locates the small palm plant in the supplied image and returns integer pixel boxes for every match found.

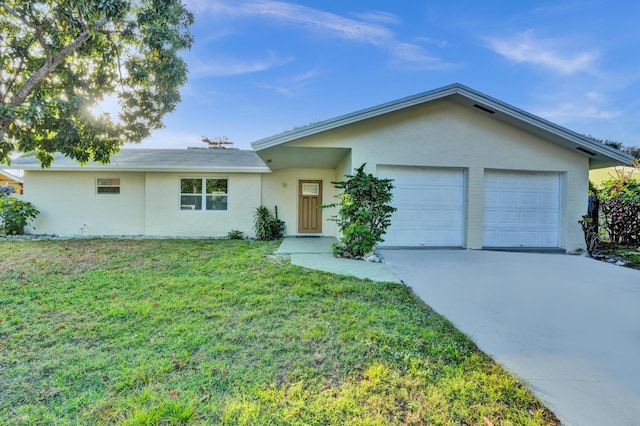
[254,206,284,240]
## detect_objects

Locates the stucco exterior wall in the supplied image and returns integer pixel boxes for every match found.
[261,168,338,236]
[21,171,262,238]
[285,99,589,250]
[143,172,262,237]
[335,151,352,181]
[23,171,146,236]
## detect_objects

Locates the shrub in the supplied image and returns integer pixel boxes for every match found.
[323,163,396,258]
[0,197,39,235]
[597,174,640,245]
[254,206,284,240]
[227,229,244,240]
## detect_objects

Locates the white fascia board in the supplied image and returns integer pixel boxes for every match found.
[19,166,272,173]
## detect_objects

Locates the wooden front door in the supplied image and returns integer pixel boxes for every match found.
[298,180,322,233]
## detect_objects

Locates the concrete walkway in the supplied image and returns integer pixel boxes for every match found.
[276,237,401,283]
[381,249,640,426]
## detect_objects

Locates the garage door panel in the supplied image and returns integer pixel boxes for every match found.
[497,211,518,224]
[394,208,420,222]
[520,212,539,225]
[498,191,518,205]
[538,192,560,205]
[539,212,559,225]
[520,192,543,206]
[378,166,465,247]
[395,188,421,203]
[483,171,560,248]
[538,232,558,245]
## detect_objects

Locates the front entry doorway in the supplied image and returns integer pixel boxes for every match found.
[298,180,322,233]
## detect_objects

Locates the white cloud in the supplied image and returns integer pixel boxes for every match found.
[415,36,448,48]
[353,11,402,26]
[254,82,294,96]
[532,89,628,124]
[536,103,623,121]
[256,68,322,96]
[194,0,455,70]
[485,30,598,75]
[290,69,322,83]
[191,52,293,76]
[219,1,392,44]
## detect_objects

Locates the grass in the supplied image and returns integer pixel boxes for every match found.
[0,239,559,425]
[596,243,640,270]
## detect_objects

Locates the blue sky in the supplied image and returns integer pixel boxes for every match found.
[126,0,640,151]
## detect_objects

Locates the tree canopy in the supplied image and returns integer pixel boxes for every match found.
[0,0,194,167]
[587,135,640,161]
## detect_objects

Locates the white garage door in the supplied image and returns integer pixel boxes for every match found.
[378,166,465,247]
[483,171,560,247]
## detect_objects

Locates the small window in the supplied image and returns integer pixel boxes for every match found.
[97,178,120,194]
[302,183,319,196]
[180,178,228,211]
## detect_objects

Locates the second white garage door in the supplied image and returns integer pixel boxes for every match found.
[378,166,465,247]
[483,170,561,248]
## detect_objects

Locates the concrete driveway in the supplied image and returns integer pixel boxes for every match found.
[380,249,640,426]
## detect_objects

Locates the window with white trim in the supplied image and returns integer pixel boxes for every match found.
[96,178,120,194]
[180,178,228,211]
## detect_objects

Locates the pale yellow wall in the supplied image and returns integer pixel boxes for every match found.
[286,99,589,250]
[144,172,262,237]
[23,171,145,236]
[261,168,338,236]
[590,166,640,187]
[335,151,352,181]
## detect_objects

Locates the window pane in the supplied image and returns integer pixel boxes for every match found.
[206,195,227,210]
[206,179,227,194]
[97,186,120,194]
[181,195,202,210]
[302,183,319,196]
[181,178,202,194]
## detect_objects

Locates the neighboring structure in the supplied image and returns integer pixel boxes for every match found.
[0,170,23,195]
[11,84,633,251]
[589,166,639,187]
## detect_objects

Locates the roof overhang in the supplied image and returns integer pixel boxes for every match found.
[17,165,271,173]
[251,83,634,169]
[254,146,350,171]
[0,170,23,182]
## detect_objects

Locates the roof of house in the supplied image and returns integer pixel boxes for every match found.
[10,149,271,173]
[251,83,633,169]
[0,169,23,182]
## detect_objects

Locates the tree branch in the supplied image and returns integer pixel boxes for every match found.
[9,25,91,108]
[3,54,27,101]
[0,2,53,64]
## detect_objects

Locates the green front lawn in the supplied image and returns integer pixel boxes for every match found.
[0,239,558,425]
